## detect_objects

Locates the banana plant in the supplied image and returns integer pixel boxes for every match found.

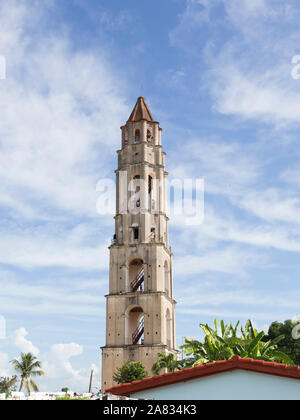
[180,319,294,367]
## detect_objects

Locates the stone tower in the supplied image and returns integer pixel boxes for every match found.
[101,97,177,391]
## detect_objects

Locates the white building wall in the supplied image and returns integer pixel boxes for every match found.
[132,370,300,400]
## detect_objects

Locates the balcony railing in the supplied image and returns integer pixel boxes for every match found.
[132,318,144,345]
[130,268,144,292]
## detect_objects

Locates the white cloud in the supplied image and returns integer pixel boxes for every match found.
[14,328,39,356]
[169,0,212,50]
[0,352,10,377]
[173,201,300,266]
[47,343,83,378]
[0,0,128,283]
[236,189,300,224]
[1,326,98,392]
[169,134,300,255]
[41,342,95,392]
[211,65,300,126]
[174,246,262,276]
[209,2,300,126]
[177,307,293,322]
[0,223,109,270]
[0,273,106,318]
[0,0,128,221]
[169,138,261,197]
[224,0,269,29]
[170,0,300,126]
[281,167,300,188]
[176,283,300,310]
[199,207,300,252]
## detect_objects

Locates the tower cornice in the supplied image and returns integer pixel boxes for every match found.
[105,290,177,304]
[108,241,173,256]
[117,143,163,153]
[115,163,166,173]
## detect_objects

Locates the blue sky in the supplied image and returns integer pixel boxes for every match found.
[0,0,300,392]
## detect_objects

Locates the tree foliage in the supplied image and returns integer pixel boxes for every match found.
[263,320,300,366]
[10,352,44,395]
[113,361,148,384]
[152,352,183,375]
[180,319,294,367]
[0,376,17,395]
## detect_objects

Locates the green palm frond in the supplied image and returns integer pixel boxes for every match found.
[11,352,44,394]
[152,352,181,375]
[7,376,17,388]
[30,370,44,377]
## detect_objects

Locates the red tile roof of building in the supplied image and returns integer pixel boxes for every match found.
[105,356,300,396]
[127,96,154,123]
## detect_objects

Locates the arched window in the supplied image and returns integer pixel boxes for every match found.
[147,129,152,142]
[125,306,144,345]
[128,258,144,292]
[134,129,140,143]
[150,227,155,241]
[133,175,141,208]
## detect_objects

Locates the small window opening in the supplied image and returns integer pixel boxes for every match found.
[135,129,140,143]
[133,227,139,240]
[133,175,140,208]
[124,129,129,146]
[148,176,153,210]
[150,227,155,241]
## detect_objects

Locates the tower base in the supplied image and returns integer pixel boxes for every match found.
[101,344,179,391]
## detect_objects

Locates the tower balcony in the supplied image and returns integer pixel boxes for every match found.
[130,268,145,292]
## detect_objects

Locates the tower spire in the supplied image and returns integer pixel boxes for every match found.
[127,96,154,123]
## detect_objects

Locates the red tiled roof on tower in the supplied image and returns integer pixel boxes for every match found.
[127,96,154,123]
